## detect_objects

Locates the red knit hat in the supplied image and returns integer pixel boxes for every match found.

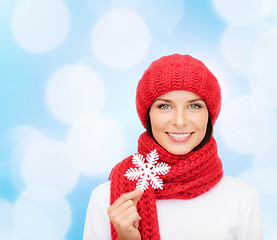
[136,54,221,127]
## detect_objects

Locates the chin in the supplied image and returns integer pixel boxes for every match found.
[166,146,193,155]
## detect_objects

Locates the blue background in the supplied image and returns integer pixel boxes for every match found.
[1,0,277,239]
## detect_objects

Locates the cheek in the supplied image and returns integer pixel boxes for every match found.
[193,112,209,131]
[150,113,161,131]
[149,110,168,132]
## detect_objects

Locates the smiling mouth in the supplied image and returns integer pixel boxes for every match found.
[167,132,192,142]
[168,133,191,138]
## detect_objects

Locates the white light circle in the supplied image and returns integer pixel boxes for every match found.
[91,9,151,69]
[14,199,54,240]
[10,126,45,146]
[248,27,277,108]
[46,65,105,124]
[240,165,277,198]
[212,0,273,23]
[20,193,71,238]
[248,73,277,108]
[238,166,277,235]
[0,199,14,238]
[66,115,126,175]
[221,21,271,74]
[219,94,277,154]
[38,198,71,238]
[139,0,185,33]
[252,27,277,75]
[10,126,46,192]
[11,0,70,53]
[21,138,79,198]
[238,160,277,218]
[253,138,277,173]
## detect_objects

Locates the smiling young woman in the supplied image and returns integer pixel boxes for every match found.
[83,54,263,240]
[149,90,209,155]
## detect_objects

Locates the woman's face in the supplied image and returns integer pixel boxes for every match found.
[149,90,209,155]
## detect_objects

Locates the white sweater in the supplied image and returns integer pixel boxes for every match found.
[83,175,263,240]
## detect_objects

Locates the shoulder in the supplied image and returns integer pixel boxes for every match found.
[213,175,260,204]
[218,175,257,193]
[85,181,111,217]
[86,181,111,215]
[92,181,111,193]
[89,181,111,204]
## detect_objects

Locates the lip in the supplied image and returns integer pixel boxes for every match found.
[167,132,192,143]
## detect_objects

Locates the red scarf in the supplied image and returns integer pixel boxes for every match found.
[109,132,223,240]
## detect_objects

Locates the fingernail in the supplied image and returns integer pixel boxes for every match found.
[133,221,138,228]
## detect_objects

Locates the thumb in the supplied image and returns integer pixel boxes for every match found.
[132,187,144,206]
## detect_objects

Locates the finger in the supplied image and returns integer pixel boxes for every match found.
[108,188,144,213]
[108,199,134,220]
[132,188,144,206]
[123,211,141,228]
[133,216,141,229]
[116,210,141,230]
[111,206,141,231]
[115,204,138,223]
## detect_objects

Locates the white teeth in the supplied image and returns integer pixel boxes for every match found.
[168,133,190,138]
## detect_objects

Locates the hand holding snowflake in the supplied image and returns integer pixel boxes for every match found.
[124,149,171,191]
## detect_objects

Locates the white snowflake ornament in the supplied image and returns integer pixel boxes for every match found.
[124,149,171,191]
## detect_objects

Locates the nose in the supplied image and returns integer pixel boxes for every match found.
[172,108,189,127]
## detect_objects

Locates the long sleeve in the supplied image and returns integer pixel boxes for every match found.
[83,175,263,240]
[239,186,263,240]
[83,181,111,240]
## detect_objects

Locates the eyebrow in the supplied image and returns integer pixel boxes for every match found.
[152,98,205,104]
[187,98,205,103]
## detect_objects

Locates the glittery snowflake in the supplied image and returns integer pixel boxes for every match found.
[124,149,171,191]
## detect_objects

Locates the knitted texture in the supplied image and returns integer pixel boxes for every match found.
[136,54,221,127]
[109,132,223,240]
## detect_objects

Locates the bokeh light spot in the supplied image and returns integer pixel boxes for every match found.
[212,0,274,23]
[221,21,271,74]
[21,138,79,198]
[14,199,54,240]
[219,94,277,154]
[46,65,105,124]
[91,9,151,69]
[66,115,126,175]
[139,0,185,33]
[10,126,46,192]
[252,26,277,74]
[11,0,70,53]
